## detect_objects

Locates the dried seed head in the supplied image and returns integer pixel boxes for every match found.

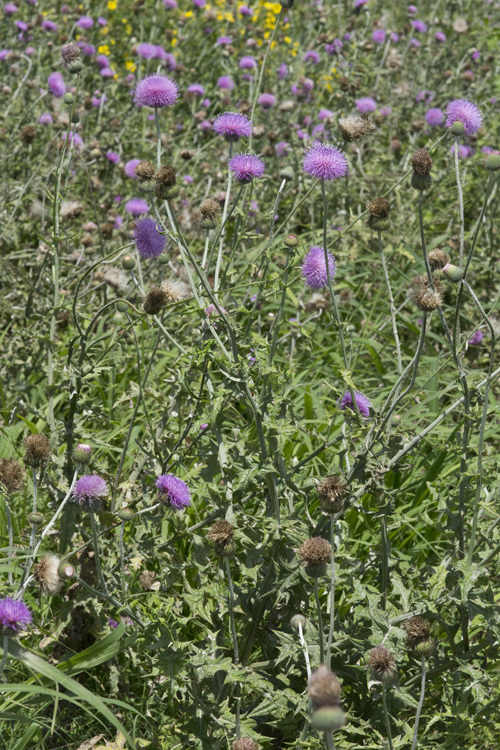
[0,458,25,493]
[428,248,450,270]
[60,200,84,218]
[298,537,332,577]
[180,149,194,161]
[144,288,169,315]
[367,198,390,219]
[24,435,51,467]
[415,282,443,311]
[338,114,375,142]
[317,476,346,514]
[161,278,190,304]
[200,198,221,220]
[412,148,432,176]
[368,645,397,683]
[34,554,63,595]
[60,42,81,68]
[134,160,156,180]
[290,614,307,632]
[20,125,37,144]
[208,519,235,557]
[155,164,177,188]
[139,570,156,590]
[308,665,341,709]
[232,740,260,750]
[404,616,434,656]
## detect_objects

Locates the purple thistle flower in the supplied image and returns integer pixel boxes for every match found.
[239,55,256,69]
[4,3,18,13]
[468,330,484,346]
[217,75,234,90]
[229,153,265,183]
[164,0,177,7]
[303,143,349,181]
[213,112,252,141]
[106,151,120,164]
[412,19,427,33]
[187,83,205,96]
[445,98,482,136]
[410,38,421,47]
[318,108,334,121]
[338,390,371,418]
[155,473,191,509]
[217,35,232,45]
[136,42,157,59]
[372,29,386,44]
[304,50,320,63]
[124,158,141,177]
[278,62,288,79]
[425,108,444,127]
[355,96,377,114]
[77,15,94,28]
[435,31,446,42]
[407,5,417,13]
[41,19,57,31]
[62,131,83,148]
[302,246,336,289]
[38,112,53,124]
[125,198,150,216]
[47,71,66,98]
[73,474,108,512]
[258,92,276,109]
[135,74,179,108]
[0,598,32,634]
[325,39,343,55]
[239,4,252,15]
[133,217,166,259]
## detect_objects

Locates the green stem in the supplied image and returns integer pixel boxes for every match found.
[411,656,426,750]
[0,636,8,676]
[314,578,324,663]
[378,230,402,375]
[382,683,394,750]
[326,516,335,668]
[90,513,109,596]
[214,141,234,293]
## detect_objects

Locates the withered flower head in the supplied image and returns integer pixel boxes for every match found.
[134,160,156,180]
[368,645,397,683]
[404,616,434,657]
[232,740,260,750]
[24,435,51,467]
[0,458,25,493]
[200,198,222,220]
[338,114,375,142]
[144,287,169,315]
[367,198,390,218]
[161,278,190,304]
[415,281,443,312]
[208,519,235,557]
[34,554,63,595]
[298,537,332,577]
[317,476,346,514]
[155,164,177,188]
[308,665,341,709]
[412,148,433,176]
[428,248,450,271]
[20,125,37,144]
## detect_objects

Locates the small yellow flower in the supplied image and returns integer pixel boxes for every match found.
[125,60,136,72]
[98,44,110,55]
[184,10,193,17]
[107,0,117,9]
[284,36,292,44]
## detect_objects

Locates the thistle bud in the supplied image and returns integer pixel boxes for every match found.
[450,121,465,136]
[279,166,295,181]
[68,59,84,74]
[164,185,181,200]
[116,301,129,313]
[298,537,331,577]
[279,0,294,8]
[485,152,500,172]
[311,706,346,732]
[442,263,464,282]
[411,172,432,191]
[74,443,91,465]
[28,511,44,525]
[118,509,135,522]
[284,233,298,248]
[122,256,136,270]
[58,561,75,579]
[63,92,74,105]
[317,476,346,514]
[139,179,157,194]
[290,614,307,632]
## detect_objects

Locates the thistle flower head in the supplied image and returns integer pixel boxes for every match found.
[72,474,108,512]
[213,112,252,141]
[367,198,390,218]
[445,98,482,136]
[428,248,449,270]
[368,645,397,683]
[404,616,434,656]
[303,143,349,180]
[60,42,81,69]
[134,160,156,180]
[317,476,346,514]
[156,473,191,509]
[0,458,24,493]
[135,74,179,108]
[412,148,433,176]
[34,554,63,595]
[415,282,443,311]
[308,665,341,709]
[161,278,190,303]
[144,288,169,315]
[0,597,32,635]
[132,217,166,259]
[232,740,260,750]
[208,519,235,557]
[301,246,336,289]
[338,391,371,418]
[24,434,51,467]
[298,537,332,577]
[229,153,265,183]
[338,113,375,142]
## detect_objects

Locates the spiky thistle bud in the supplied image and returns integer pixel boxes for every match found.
[63,93,74,105]
[404,616,434,657]
[0,458,25,493]
[118,508,135,521]
[298,537,332,577]
[58,561,75,579]
[485,152,500,172]
[411,172,432,191]
[34,554,63,595]
[412,149,433,176]
[68,59,84,74]
[450,121,465,136]
[233,739,260,750]
[208,519,235,557]
[74,443,92,465]
[442,263,464,282]
[428,248,449,270]
[317,476,346,514]
[311,707,346,732]
[279,0,294,8]
[368,645,397,683]
[290,614,307,632]
[24,435,51,467]
[338,114,375,142]
[308,665,341,709]
[28,511,44,525]
[367,197,391,232]
[279,166,295,181]
[284,233,299,248]
[134,160,156,180]
[139,179,157,195]
[144,288,169,315]
[122,255,136,270]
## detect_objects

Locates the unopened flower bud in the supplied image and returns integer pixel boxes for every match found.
[284,233,298,248]
[117,509,135,522]
[442,263,464,282]
[279,0,294,8]
[122,256,136,270]
[279,166,295,181]
[485,153,500,172]
[139,179,157,194]
[116,300,130,312]
[411,172,432,191]
[63,93,74,105]
[68,59,84,74]
[74,443,91,464]
[450,120,465,136]
[311,706,346,732]
[58,561,75,579]
[28,511,44,525]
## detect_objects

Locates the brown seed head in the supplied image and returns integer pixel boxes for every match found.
[317,476,346,514]
[404,616,434,656]
[60,42,81,68]
[415,283,442,312]
[24,435,51,467]
[144,288,169,315]
[20,125,37,144]
[308,665,341,709]
[338,114,375,142]
[367,198,390,219]
[200,198,222,220]
[34,554,62,595]
[208,519,235,557]
[298,537,331,577]
[161,278,190,304]
[139,570,155,590]
[412,148,433,176]
[0,459,25,493]
[232,740,260,750]
[155,164,177,188]
[428,248,450,270]
[368,645,397,682]
[134,160,156,180]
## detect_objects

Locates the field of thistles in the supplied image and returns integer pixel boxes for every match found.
[1,0,500,748]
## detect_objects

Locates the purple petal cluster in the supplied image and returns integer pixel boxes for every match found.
[0,597,32,634]
[47,71,66,98]
[135,74,179,108]
[213,112,252,141]
[445,98,482,136]
[355,96,377,114]
[302,246,336,289]
[229,153,265,183]
[338,390,371,418]
[133,217,166,259]
[303,143,349,181]
[156,473,191,509]
[73,474,108,512]
[125,198,150,216]
[425,108,444,127]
